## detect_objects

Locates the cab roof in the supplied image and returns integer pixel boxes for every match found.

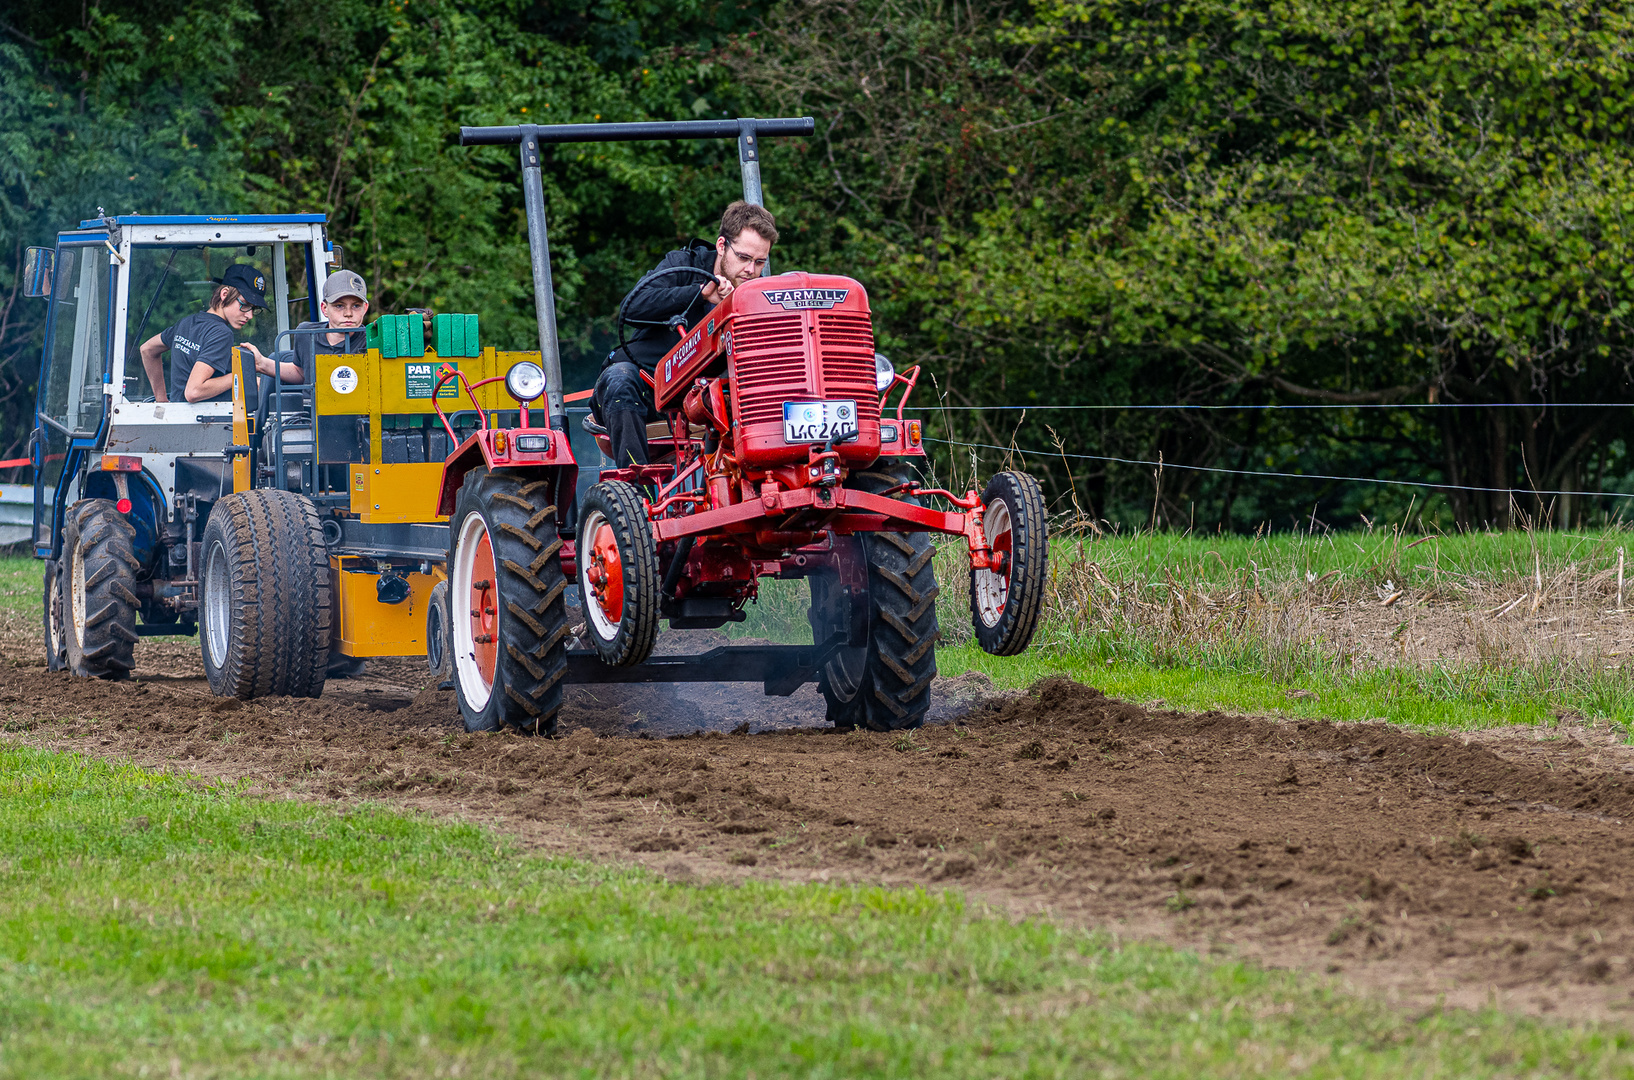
[74,213,329,228]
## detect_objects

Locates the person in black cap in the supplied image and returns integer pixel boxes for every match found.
[137,263,301,403]
[291,269,369,375]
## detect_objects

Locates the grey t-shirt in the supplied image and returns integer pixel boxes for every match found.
[293,320,365,376]
[161,311,236,403]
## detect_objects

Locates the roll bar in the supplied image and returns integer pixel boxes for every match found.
[457,117,815,432]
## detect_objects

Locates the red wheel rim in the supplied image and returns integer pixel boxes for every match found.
[586,520,624,629]
[469,529,498,691]
[990,524,1012,615]
[973,498,1013,628]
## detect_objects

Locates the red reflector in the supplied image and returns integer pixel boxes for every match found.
[100,454,142,472]
[116,498,132,514]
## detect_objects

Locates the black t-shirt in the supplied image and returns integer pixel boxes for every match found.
[161,311,236,403]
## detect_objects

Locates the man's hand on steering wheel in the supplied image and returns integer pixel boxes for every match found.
[700,273,734,305]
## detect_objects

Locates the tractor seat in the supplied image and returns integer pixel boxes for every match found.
[580,413,708,461]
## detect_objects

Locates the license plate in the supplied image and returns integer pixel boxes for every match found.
[782,400,858,444]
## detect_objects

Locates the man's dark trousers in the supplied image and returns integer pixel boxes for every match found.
[592,360,662,467]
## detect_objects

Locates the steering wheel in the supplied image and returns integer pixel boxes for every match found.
[614,264,721,366]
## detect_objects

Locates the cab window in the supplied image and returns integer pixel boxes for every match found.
[40,244,110,435]
[123,245,280,401]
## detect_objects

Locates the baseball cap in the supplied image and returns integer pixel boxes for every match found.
[323,270,368,305]
[222,263,267,308]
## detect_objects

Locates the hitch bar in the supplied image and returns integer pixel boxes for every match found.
[564,632,847,697]
[458,117,815,146]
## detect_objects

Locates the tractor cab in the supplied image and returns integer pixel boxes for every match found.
[24,213,333,560]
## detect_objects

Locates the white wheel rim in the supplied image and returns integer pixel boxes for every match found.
[204,539,230,668]
[578,508,621,641]
[50,567,66,655]
[70,544,87,647]
[973,498,1012,628]
[451,511,495,711]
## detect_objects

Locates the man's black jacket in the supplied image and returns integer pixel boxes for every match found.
[610,239,716,374]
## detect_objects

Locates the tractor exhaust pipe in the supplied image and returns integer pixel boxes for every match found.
[458,116,815,428]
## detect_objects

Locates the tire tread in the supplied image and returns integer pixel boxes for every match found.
[201,490,332,698]
[63,500,139,680]
[450,469,569,734]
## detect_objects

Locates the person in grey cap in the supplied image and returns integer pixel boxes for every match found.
[293,269,370,375]
[138,263,301,403]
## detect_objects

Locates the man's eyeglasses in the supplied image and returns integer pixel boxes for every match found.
[726,244,768,271]
[234,298,263,315]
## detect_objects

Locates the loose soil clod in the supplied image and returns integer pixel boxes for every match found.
[6,640,1634,1020]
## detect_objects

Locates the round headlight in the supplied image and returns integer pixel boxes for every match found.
[874,352,896,393]
[505,360,547,403]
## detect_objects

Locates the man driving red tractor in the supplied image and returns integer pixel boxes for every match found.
[592,201,777,466]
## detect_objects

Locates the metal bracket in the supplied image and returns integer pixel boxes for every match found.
[563,632,847,697]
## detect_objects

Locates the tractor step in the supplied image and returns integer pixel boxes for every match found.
[563,633,847,697]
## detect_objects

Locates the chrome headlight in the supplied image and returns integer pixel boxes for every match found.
[505,360,546,403]
[874,352,895,393]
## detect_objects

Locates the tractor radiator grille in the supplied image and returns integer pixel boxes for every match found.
[734,313,809,428]
[816,314,880,422]
[732,311,881,434]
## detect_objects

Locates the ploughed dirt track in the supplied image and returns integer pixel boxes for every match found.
[6,635,1634,1020]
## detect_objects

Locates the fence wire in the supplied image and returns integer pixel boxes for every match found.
[924,436,1634,501]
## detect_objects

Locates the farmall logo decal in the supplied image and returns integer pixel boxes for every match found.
[763,288,850,310]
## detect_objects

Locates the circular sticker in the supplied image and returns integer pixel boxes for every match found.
[330,365,358,395]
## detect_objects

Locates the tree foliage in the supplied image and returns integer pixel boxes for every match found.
[6,0,1634,529]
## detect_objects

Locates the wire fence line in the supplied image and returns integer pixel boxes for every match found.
[919,402,1632,411]
[923,436,1634,501]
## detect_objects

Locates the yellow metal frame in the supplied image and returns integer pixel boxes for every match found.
[225,341,548,659]
[332,558,447,658]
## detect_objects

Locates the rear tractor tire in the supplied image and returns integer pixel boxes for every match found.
[810,464,940,731]
[62,499,139,680]
[576,480,660,668]
[426,579,452,685]
[970,470,1048,656]
[199,490,332,699]
[448,469,569,735]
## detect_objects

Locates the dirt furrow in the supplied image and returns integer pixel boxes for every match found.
[5,650,1634,1020]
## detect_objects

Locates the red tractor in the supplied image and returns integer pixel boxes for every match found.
[435,118,1047,735]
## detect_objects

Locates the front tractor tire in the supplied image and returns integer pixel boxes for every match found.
[577,481,660,667]
[199,490,332,699]
[62,499,140,680]
[970,470,1049,656]
[448,469,569,735]
[42,558,68,672]
[810,464,940,731]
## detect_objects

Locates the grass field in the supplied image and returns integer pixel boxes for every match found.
[10,540,1634,1073]
[15,522,1634,734]
[1027,526,1634,593]
[724,528,1634,734]
[4,745,1634,1077]
[1,557,35,618]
